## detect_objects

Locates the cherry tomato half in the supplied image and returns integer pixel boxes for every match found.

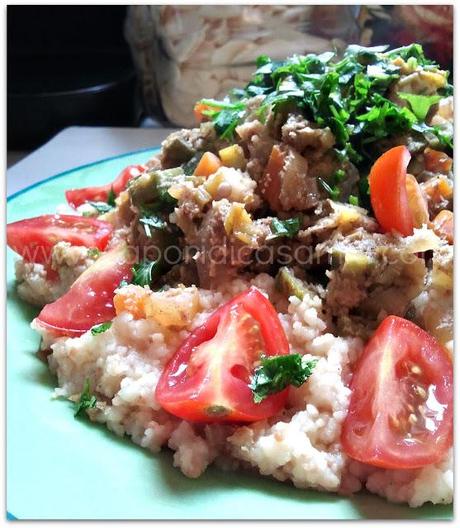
[7,214,113,264]
[65,164,145,208]
[36,243,133,336]
[341,315,453,469]
[155,287,290,423]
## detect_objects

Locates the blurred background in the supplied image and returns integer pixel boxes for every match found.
[7,4,453,154]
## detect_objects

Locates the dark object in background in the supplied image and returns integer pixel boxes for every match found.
[7,6,138,150]
[358,5,453,71]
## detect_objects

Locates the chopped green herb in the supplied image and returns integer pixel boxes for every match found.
[319,178,340,201]
[397,93,443,122]
[74,379,97,417]
[107,186,116,207]
[333,169,346,183]
[139,215,167,238]
[201,43,451,186]
[90,321,112,335]
[87,247,100,259]
[132,259,162,287]
[270,217,301,239]
[118,279,129,289]
[250,354,318,403]
[87,201,114,214]
[348,195,359,206]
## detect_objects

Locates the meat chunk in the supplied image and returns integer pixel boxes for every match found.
[259,145,320,212]
[190,200,270,287]
[316,228,431,337]
[281,114,335,157]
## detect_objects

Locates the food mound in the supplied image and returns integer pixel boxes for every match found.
[7,44,453,508]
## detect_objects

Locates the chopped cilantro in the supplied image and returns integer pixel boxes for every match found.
[250,354,318,403]
[139,214,167,238]
[319,178,340,201]
[270,217,301,239]
[132,259,162,287]
[118,279,129,289]
[107,187,116,207]
[87,247,100,259]
[74,379,97,417]
[397,93,443,122]
[199,43,451,192]
[90,321,112,335]
[348,195,359,206]
[87,201,114,214]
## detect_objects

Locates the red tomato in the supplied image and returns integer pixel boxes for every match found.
[155,287,290,423]
[36,243,133,336]
[369,146,413,236]
[6,215,113,264]
[65,164,145,208]
[341,316,453,469]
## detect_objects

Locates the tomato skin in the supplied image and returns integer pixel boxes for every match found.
[36,243,133,336]
[369,146,413,236]
[65,164,145,208]
[342,316,453,469]
[6,214,113,264]
[155,287,290,423]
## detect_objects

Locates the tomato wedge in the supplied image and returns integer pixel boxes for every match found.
[341,316,453,469]
[36,243,133,336]
[155,287,290,423]
[65,164,145,208]
[369,146,414,236]
[6,214,113,264]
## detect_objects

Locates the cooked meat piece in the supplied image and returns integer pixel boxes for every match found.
[192,200,270,287]
[281,114,335,158]
[236,119,276,182]
[317,228,430,334]
[411,243,453,349]
[298,200,378,247]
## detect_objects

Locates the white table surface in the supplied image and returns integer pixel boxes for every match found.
[7,126,177,197]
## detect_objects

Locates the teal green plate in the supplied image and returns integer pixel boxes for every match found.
[6,149,453,520]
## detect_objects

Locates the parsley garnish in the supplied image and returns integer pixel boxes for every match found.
[87,247,100,259]
[87,201,113,214]
[74,379,97,417]
[90,321,112,335]
[139,214,167,238]
[397,93,443,122]
[132,259,162,287]
[318,178,340,201]
[270,217,301,239]
[199,43,452,203]
[348,195,359,206]
[250,354,318,403]
[107,186,116,207]
[87,186,117,214]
